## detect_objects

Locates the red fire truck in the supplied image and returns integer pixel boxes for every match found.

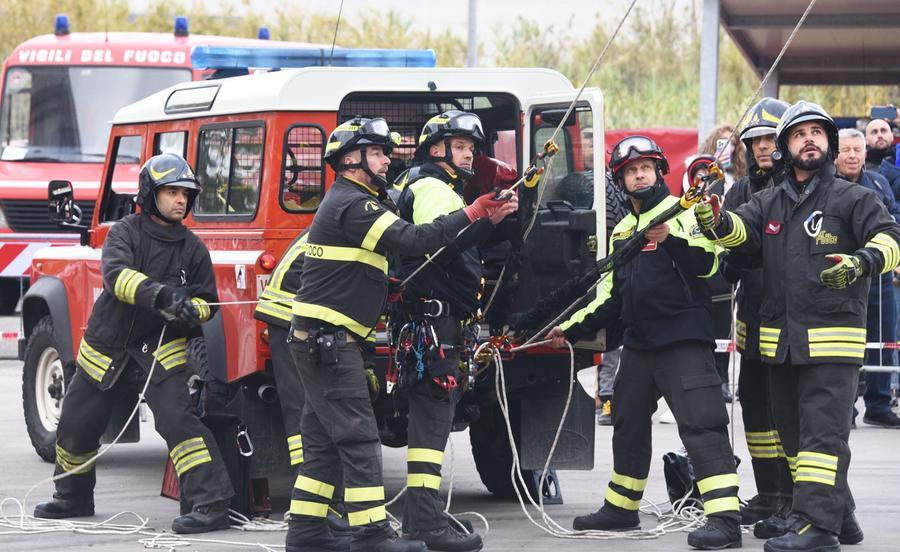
[0,15,387,312]
[20,61,694,502]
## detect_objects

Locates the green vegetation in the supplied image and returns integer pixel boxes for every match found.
[2,0,896,128]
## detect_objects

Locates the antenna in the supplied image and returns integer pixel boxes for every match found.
[329,0,345,66]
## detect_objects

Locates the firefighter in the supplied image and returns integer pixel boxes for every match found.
[391,110,512,552]
[547,136,742,550]
[695,101,900,551]
[33,153,234,534]
[719,98,796,536]
[286,117,516,552]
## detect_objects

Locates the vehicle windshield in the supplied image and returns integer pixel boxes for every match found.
[0,66,190,163]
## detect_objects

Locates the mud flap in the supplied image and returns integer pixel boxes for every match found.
[518,384,594,471]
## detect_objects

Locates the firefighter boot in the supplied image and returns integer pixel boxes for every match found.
[286,517,351,552]
[687,515,742,550]
[838,511,863,545]
[403,514,473,536]
[741,494,780,525]
[326,508,352,540]
[754,500,792,539]
[572,504,640,531]
[763,518,839,552]
[351,527,426,552]
[408,524,483,552]
[33,494,94,519]
[171,499,230,534]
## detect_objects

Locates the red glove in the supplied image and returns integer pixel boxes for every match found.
[387,277,405,303]
[463,191,518,223]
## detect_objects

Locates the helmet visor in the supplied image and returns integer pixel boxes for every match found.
[359,117,391,140]
[450,113,483,134]
[612,136,658,161]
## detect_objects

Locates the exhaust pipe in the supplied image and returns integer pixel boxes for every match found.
[257,383,278,403]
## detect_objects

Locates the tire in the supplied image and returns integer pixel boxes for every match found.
[469,402,539,499]
[22,315,72,462]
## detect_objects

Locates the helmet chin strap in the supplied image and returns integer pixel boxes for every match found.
[432,138,473,182]
[341,146,389,188]
[619,171,664,200]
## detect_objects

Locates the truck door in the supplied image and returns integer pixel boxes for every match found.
[505,90,605,334]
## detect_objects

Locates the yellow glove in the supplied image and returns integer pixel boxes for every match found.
[820,254,862,289]
[694,195,721,231]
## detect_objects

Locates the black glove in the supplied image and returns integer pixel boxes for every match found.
[155,286,201,327]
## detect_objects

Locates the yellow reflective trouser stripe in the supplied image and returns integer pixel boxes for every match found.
[605,488,641,511]
[749,445,781,459]
[408,473,442,489]
[114,268,148,304]
[295,475,335,499]
[154,338,188,370]
[175,450,212,475]
[361,211,400,251]
[191,298,211,321]
[407,448,444,465]
[697,473,739,495]
[290,500,329,517]
[719,212,747,247]
[704,496,740,515]
[796,469,836,486]
[867,232,900,272]
[292,302,371,338]
[797,451,838,469]
[610,471,648,492]
[745,430,779,444]
[305,242,388,274]
[55,443,97,473]
[347,505,387,526]
[344,486,385,502]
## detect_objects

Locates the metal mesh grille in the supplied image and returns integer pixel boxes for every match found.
[282,125,325,212]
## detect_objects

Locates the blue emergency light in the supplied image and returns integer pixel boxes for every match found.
[258,27,270,40]
[174,16,189,37]
[191,45,437,70]
[54,14,70,36]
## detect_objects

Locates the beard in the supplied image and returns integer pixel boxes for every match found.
[793,148,828,171]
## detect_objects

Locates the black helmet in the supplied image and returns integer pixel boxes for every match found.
[137,153,201,223]
[608,135,669,199]
[740,98,789,143]
[416,110,486,181]
[323,117,400,188]
[775,100,839,166]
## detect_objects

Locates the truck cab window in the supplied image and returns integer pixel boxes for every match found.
[154,131,187,157]
[281,125,325,212]
[195,124,264,219]
[99,135,142,223]
[532,105,595,209]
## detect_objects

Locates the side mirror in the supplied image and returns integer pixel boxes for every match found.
[48,180,80,225]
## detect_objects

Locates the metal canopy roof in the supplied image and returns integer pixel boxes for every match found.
[720,0,900,85]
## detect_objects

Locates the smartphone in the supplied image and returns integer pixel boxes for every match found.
[870,105,898,121]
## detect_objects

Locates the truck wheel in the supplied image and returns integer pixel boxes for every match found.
[469,402,539,499]
[22,316,72,462]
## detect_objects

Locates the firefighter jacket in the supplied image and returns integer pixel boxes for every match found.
[77,213,217,391]
[722,172,777,359]
[394,162,493,315]
[560,186,719,349]
[254,231,308,328]
[292,176,470,341]
[712,163,900,365]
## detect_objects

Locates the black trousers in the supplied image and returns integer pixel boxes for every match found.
[768,360,857,534]
[269,325,306,469]
[738,356,793,501]
[54,361,234,507]
[288,332,390,544]
[402,316,463,532]
[606,342,740,521]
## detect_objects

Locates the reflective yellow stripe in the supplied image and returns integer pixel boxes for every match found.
[610,471,648,492]
[287,434,303,448]
[290,449,304,465]
[170,437,205,462]
[256,301,292,321]
[290,500,329,517]
[268,233,309,291]
[408,473,442,489]
[605,488,641,511]
[361,211,400,251]
[748,445,781,459]
[191,298,211,321]
[262,288,295,301]
[407,448,444,465]
[759,327,781,341]
[808,344,865,359]
[797,451,838,468]
[174,450,212,475]
[347,505,387,526]
[867,232,900,272]
[292,302,371,338]
[745,430,779,444]
[294,475,335,499]
[719,212,747,247]
[305,242,388,273]
[808,327,866,343]
[796,471,836,486]
[77,355,106,382]
[114,268,148,304]
[697,473,739,495]
[55,444,97,474]
[704,496,740,515]
[345,486,385,503]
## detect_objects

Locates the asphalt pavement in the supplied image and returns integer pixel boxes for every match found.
[1,316,898,551]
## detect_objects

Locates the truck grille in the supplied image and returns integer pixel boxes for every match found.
[1,199,95,233]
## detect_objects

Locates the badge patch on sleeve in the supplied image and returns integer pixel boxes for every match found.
[641,240,658,252]
[765,221,782,235]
